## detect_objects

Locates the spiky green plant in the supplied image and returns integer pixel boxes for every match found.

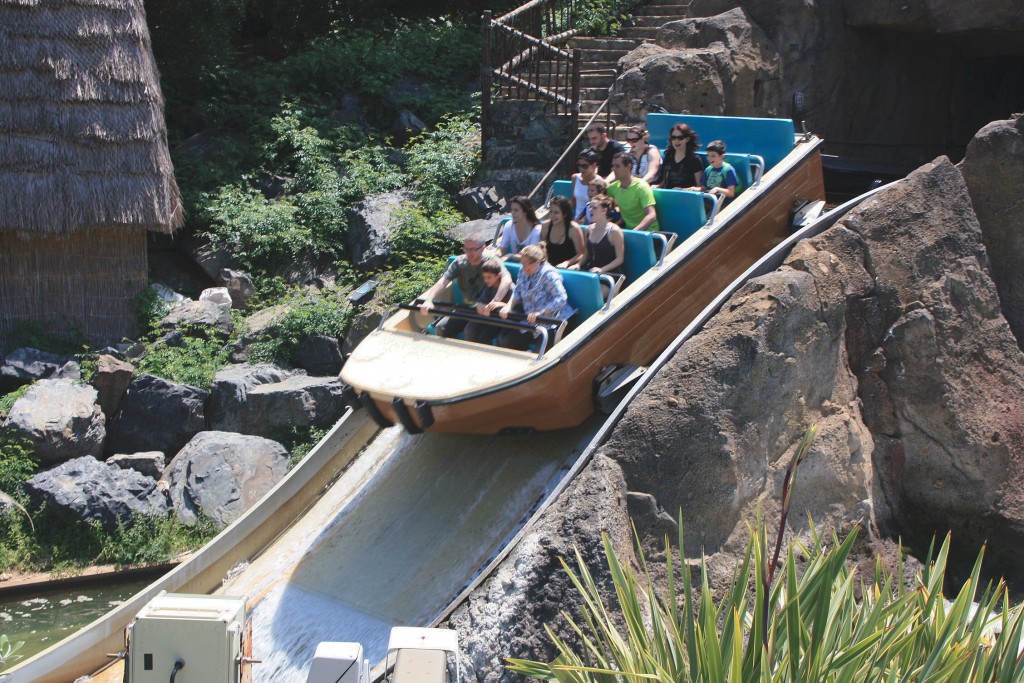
[508,424,1024,683]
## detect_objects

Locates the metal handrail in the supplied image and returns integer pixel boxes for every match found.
[527,97,609,200]
[703,192,724,226]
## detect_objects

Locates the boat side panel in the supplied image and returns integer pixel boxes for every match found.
[371,150,824,434]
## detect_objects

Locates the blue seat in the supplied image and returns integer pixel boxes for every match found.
[646,114,795,171]
[651,189,708,243]
[694,152,757,195]
[620,229,657,283]
[551,179,573,201]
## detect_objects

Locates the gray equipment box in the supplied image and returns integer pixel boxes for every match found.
[126,593,248,683]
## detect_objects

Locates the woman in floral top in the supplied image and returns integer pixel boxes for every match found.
[498,243,573,350]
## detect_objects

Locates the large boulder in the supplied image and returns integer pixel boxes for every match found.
[206,364,295,429]
[90,354,135,419]
[294,336,343,376]
[159,300,233,339]
[613,8,782,121]
[108,452,166,479]
[959,115,1024,349]
[345,190,414,270]
[844,0,1024,32]
[4,379,105,465]
[161,431,289,528]
[24,456,168,531]
[208,374,347,438]
[0,347,72,392]
[445,456,633,683]
[105,374,208,458]
[219,268,257,309]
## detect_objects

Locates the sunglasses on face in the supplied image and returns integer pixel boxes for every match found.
[577,162,591,169]
[626,136,641,142]
[670,134,686,140]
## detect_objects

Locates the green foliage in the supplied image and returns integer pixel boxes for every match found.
[247,292,354,366]
[135,285,173,333]
[0,435,38,497]
[0,385,31,421]
[135,335,231,391]
[95,514,220,568]
[406,114,481,211]
[574,0,637,36]
[508,519,1024,683]
[267,424,331,468]
[0,632,25,671]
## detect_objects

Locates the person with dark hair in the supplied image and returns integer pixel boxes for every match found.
[656,123,703,189]
[541,196,586,269]
[626,124,662,184]
[419,235,513,342]
[467,257,515,345]
[577,194,625,277]
[606,151,659,232]
[497,195,541,261]
[497,243,573,350]
[699,139,739,201]
[571,148,600,222]
[585,123,628,180]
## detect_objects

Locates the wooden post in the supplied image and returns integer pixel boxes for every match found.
[481,10,493,162]
[570,49,581,133]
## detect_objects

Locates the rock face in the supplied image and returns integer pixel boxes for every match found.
[0,347,72,392]
[446,457,633,683]
[25,456,168,531]
[4,379,105,465]
[959,115,1024,349]
[162,431,290,529]
[105,374,208,458]
[345,190,413,270]
[206,364,295,430]
[613,9,782,122]
[294,335,343,376]
[108,452,166,479]
[208,373,346,438]
[159,300,233,338]
[90,354,135,419]
[844,0,1024,32]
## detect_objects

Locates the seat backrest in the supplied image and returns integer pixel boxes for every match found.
[647,114,795,171]
[694,152,754,195]
[619,229,656,283]
[551,179,573,201]
[651,189,707,242]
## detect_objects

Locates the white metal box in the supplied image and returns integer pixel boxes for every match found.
[126,593,247,683]
[306,641,367,683]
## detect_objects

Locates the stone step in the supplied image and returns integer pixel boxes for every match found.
[629,15,677,27]
[615,27,660,40]
[633,4,689,16]
[533,61,618,75]
[568,36,639,50]
[573,47,632,62]
[580,86,613,99]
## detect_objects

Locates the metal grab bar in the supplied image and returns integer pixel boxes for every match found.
[599,273,617,311]
[651,232,668,267]
[409,300,563,328]
[750,154,766,188]
[702,192,725,226]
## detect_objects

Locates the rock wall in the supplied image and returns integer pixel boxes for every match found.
[449,134,1024,680]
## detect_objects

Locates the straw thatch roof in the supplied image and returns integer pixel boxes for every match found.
[0,0,183,236]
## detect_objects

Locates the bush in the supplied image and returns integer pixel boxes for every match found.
[508,518,1024,683]
[247,292,354,367]
[135,335,232,391]
[0,435,38,497]
[0,385,31,421]
[406,113,480,211]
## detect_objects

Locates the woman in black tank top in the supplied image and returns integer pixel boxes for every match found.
[577,194,625,276]
[541,196,586,269]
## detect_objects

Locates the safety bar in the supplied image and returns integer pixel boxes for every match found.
[750,154,766,188]
[599,273,617,311]
[702,192,725,226]
[651,233,668,268]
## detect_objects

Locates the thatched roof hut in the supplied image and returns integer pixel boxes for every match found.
[0,0,183,349]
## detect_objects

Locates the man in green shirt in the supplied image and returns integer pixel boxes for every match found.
[607,151,659,231]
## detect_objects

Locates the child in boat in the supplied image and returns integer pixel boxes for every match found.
[656,123,703,189]
[497,243,573,350]
[606,151,660,232]
[469,257,515,345]
[541,196,586,269]
[571,148,600,222]
[698,139,739,203]
[419,234,513,342]
[497,196,542,262]
[582,176,609,224]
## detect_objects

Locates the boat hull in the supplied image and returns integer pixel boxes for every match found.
[359,147,825,434]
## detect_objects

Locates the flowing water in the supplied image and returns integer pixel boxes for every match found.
[218,421,600,682]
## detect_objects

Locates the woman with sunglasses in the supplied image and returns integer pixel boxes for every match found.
[541,196,587,269]
[570,148,600,222]
[626,125,662,184]
[656,123,703,190]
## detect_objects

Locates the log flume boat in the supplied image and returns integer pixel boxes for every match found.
[340,114,826,434]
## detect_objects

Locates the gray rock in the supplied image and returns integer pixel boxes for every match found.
[105,374,208,458]
[457,187,507,221]
[209,374,346,438]
[181,234,234,284]
[90,354,135,419]
[0,347,70,392]
[206,363,295,429]
[329,92,368,128]
[219,268,257,309]
[25,456,168,531]
[4,379,105,465]
[161,431,289,528]
[159,300,233,339]
[960,115,1024,349]
[294,336,343,376]
[845,0,1024,32]
[53,361,81,381]
[390,109,428,145]
[345,190,414,270]
[108,452,166,479]
[341,309,384,358]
